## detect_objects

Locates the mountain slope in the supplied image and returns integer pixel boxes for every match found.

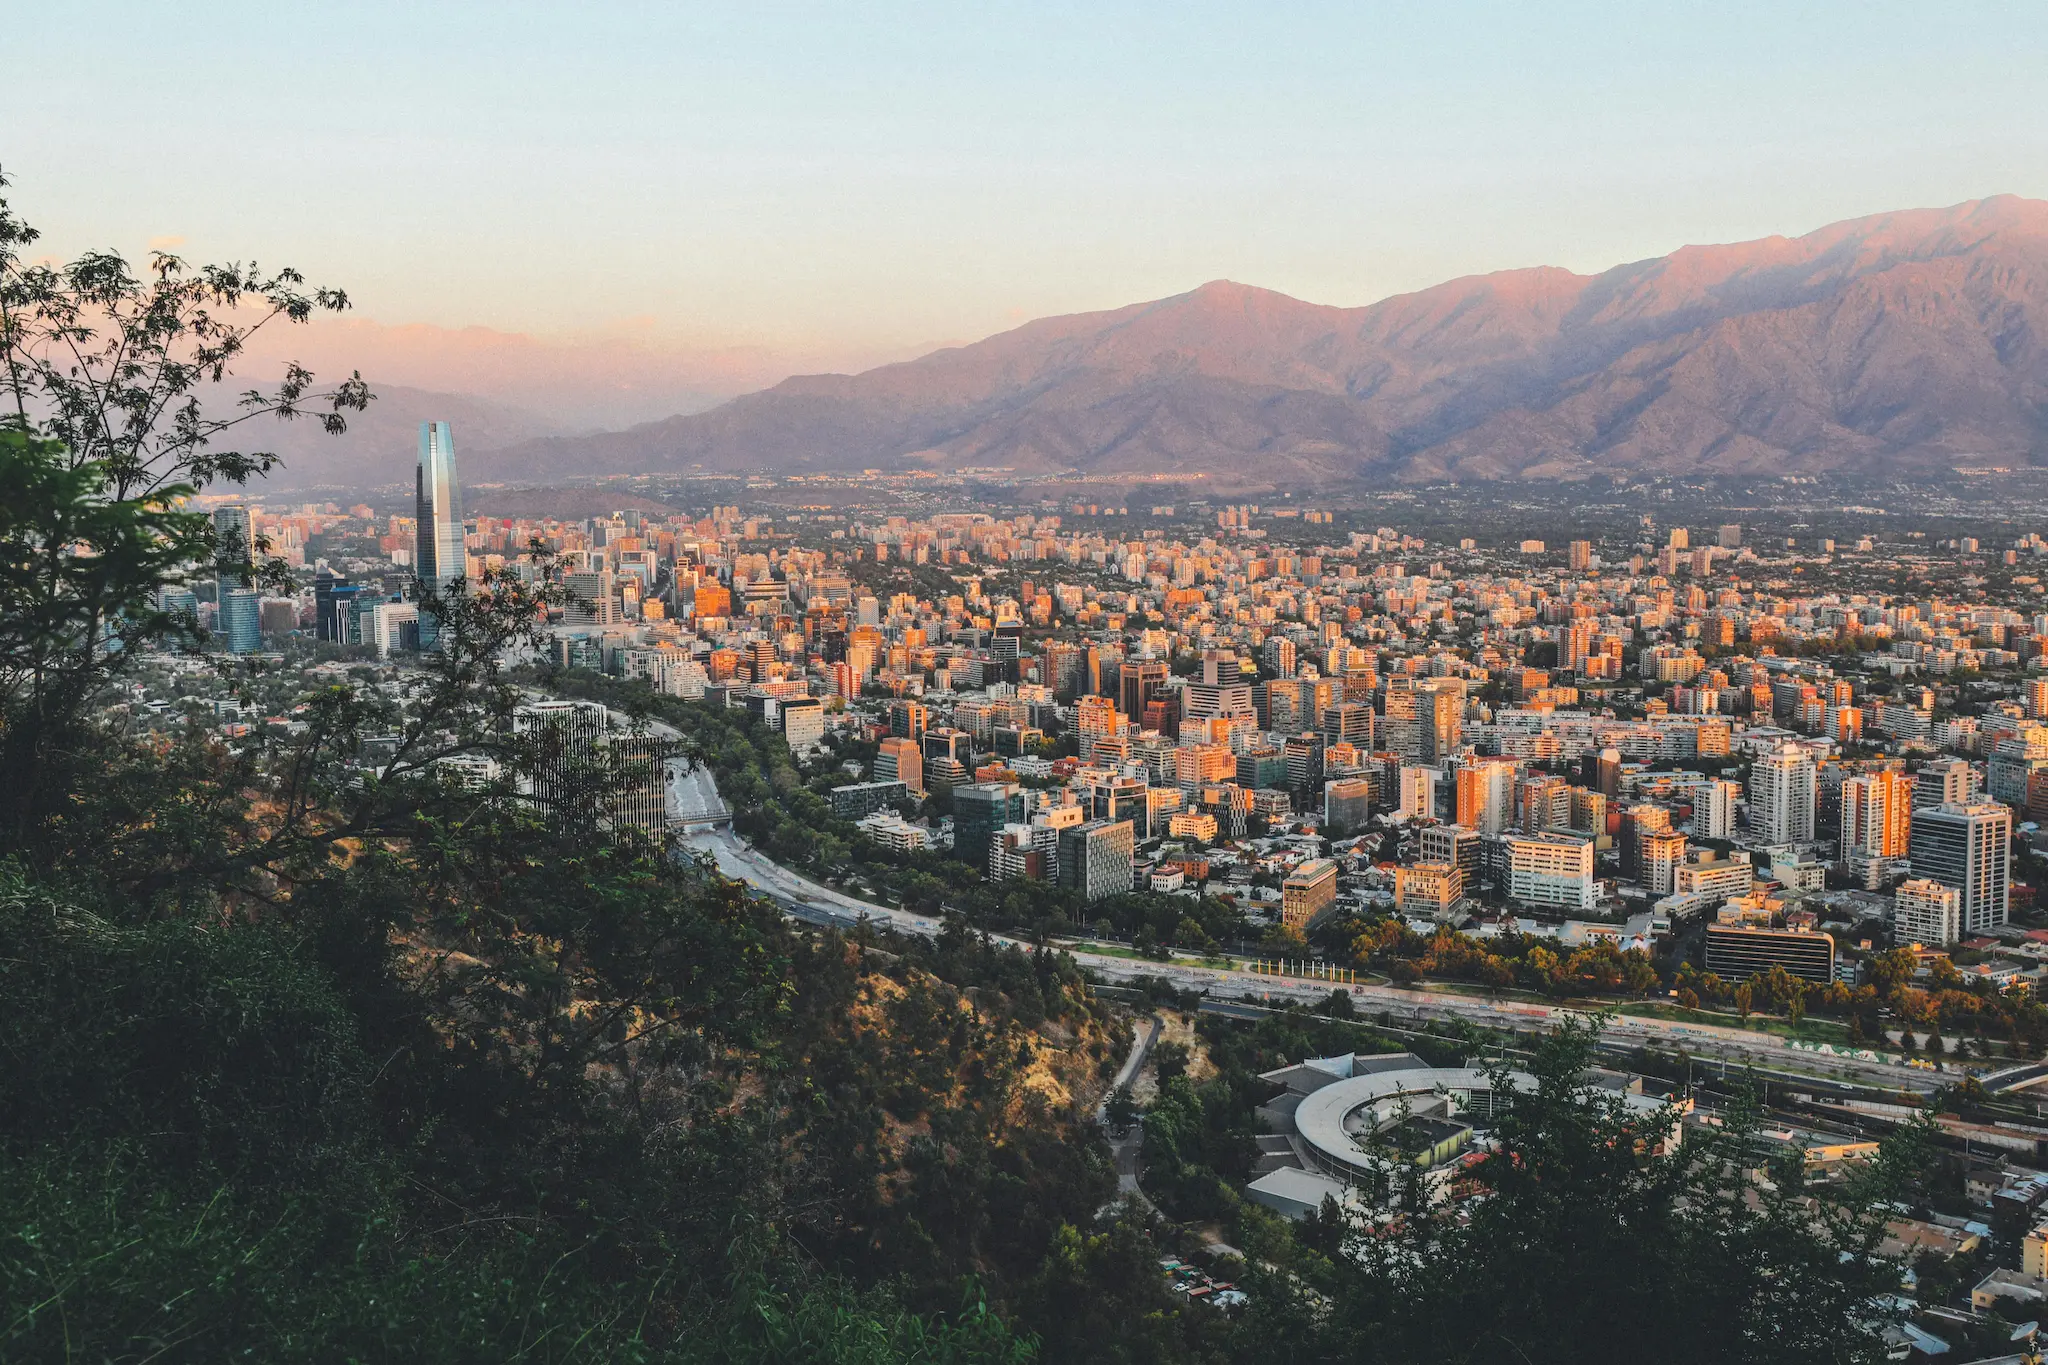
[473,196,2048,486]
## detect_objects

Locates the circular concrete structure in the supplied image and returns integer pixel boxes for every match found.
[1291,1066,1533,1181]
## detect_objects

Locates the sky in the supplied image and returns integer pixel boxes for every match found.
[10,1,2048,422]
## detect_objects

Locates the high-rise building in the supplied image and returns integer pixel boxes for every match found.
[1396,862,1462,920]
[2029,677,2048,723]
[954,782,1025,875]
[1641,830,1687,897]
[1058,818,1135,901]
[1320,701,1375,751]
[875,737,923,793]
[1989,727,2048,806]
[1502,832,1596,911]
[1455,759,1516,836]
[778,697,825,750]
[1909,801,2012,933]
[1421,678,1464,762]
[1914,758,1977,809]
[1893,878,1962,948]
[1119,659,1168,725]
[1690,780,1737,839]
[1748,743,1816,844]
[414,421,465,646]
[1567,540,1593,572]
[219,587,261,654]
[1840,770,1912,861]
[889,700,929,741]
[1399,765,1438,820]
[514,700,610,821]
[1420,823,1482,889]
[1619,804,1672,879]
[212,503,252,604]
[1281,859,1340,932]
[1323,778,1373,835]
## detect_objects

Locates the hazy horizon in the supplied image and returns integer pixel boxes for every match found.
[12,2,2048,428]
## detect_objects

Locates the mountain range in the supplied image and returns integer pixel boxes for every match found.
[305,196,2048,490]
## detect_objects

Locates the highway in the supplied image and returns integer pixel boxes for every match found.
[662,754,1943,1096]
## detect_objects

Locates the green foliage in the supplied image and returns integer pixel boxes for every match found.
[1235,1018,1922,1364]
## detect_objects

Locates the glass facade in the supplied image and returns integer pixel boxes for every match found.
[415,421,464,646]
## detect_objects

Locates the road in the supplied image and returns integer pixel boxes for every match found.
[661,752,1942,1096]
[1101,1014,1160,1203]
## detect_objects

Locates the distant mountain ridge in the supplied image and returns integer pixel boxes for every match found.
[471,196,2048,487]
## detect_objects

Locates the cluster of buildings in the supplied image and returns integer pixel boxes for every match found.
[160,425,2048,987]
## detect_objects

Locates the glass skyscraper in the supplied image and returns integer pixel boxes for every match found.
[220,588,262,655]
[212,504,255,652]
[415,421,465,646]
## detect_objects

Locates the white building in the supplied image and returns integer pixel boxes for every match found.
[1893,878,1962,948]
[858,811,930,854]
[1502,832,1596,911]
[1909,801,2012,934]
[1690,779,1738,840]
[1748,742,1816,845]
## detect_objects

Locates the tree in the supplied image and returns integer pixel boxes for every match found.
[1256,1016,1926,1364]
[0,171,367,868]
[1105,1084,1138,1138]
[0,168,367,505]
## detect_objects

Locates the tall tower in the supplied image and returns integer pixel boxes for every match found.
[1910,801,2012,933]
[415,421,464,648]
[416,422,465,585]
[1748,742,1816,845]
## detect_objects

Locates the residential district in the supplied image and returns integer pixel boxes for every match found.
[123,428,2048,1356]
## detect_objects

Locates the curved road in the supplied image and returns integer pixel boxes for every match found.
[664,757,1941,1096]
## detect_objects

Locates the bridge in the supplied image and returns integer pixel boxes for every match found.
[1979,1061,2048,1093]
[673,807,732,831]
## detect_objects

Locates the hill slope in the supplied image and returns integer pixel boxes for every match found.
[475,196,2048,486]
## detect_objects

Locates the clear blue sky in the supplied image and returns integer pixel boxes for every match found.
[10,0,2048,356]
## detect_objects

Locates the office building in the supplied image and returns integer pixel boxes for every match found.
[830,780,909,820]
[514,700,610,822]
[218,587,261,654]
[414,421,465,647]
[1909,801,2012,933]
[1704,923,1835,985]
[605,737,672,839]
[1396,862,1462,921]
[1502,832,1596,911]
[1893,878,1963,948]
[1058,818,1135,901]
[875,737,923,793]
[1420,823,1483,890]
[778,696,825,750]
[1281,859,1340,932]
[954,782,1026,875]
[1323,777,1373,836]
[212,503,252,604]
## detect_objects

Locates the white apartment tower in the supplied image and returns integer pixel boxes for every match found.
[1748,742,1816,845]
